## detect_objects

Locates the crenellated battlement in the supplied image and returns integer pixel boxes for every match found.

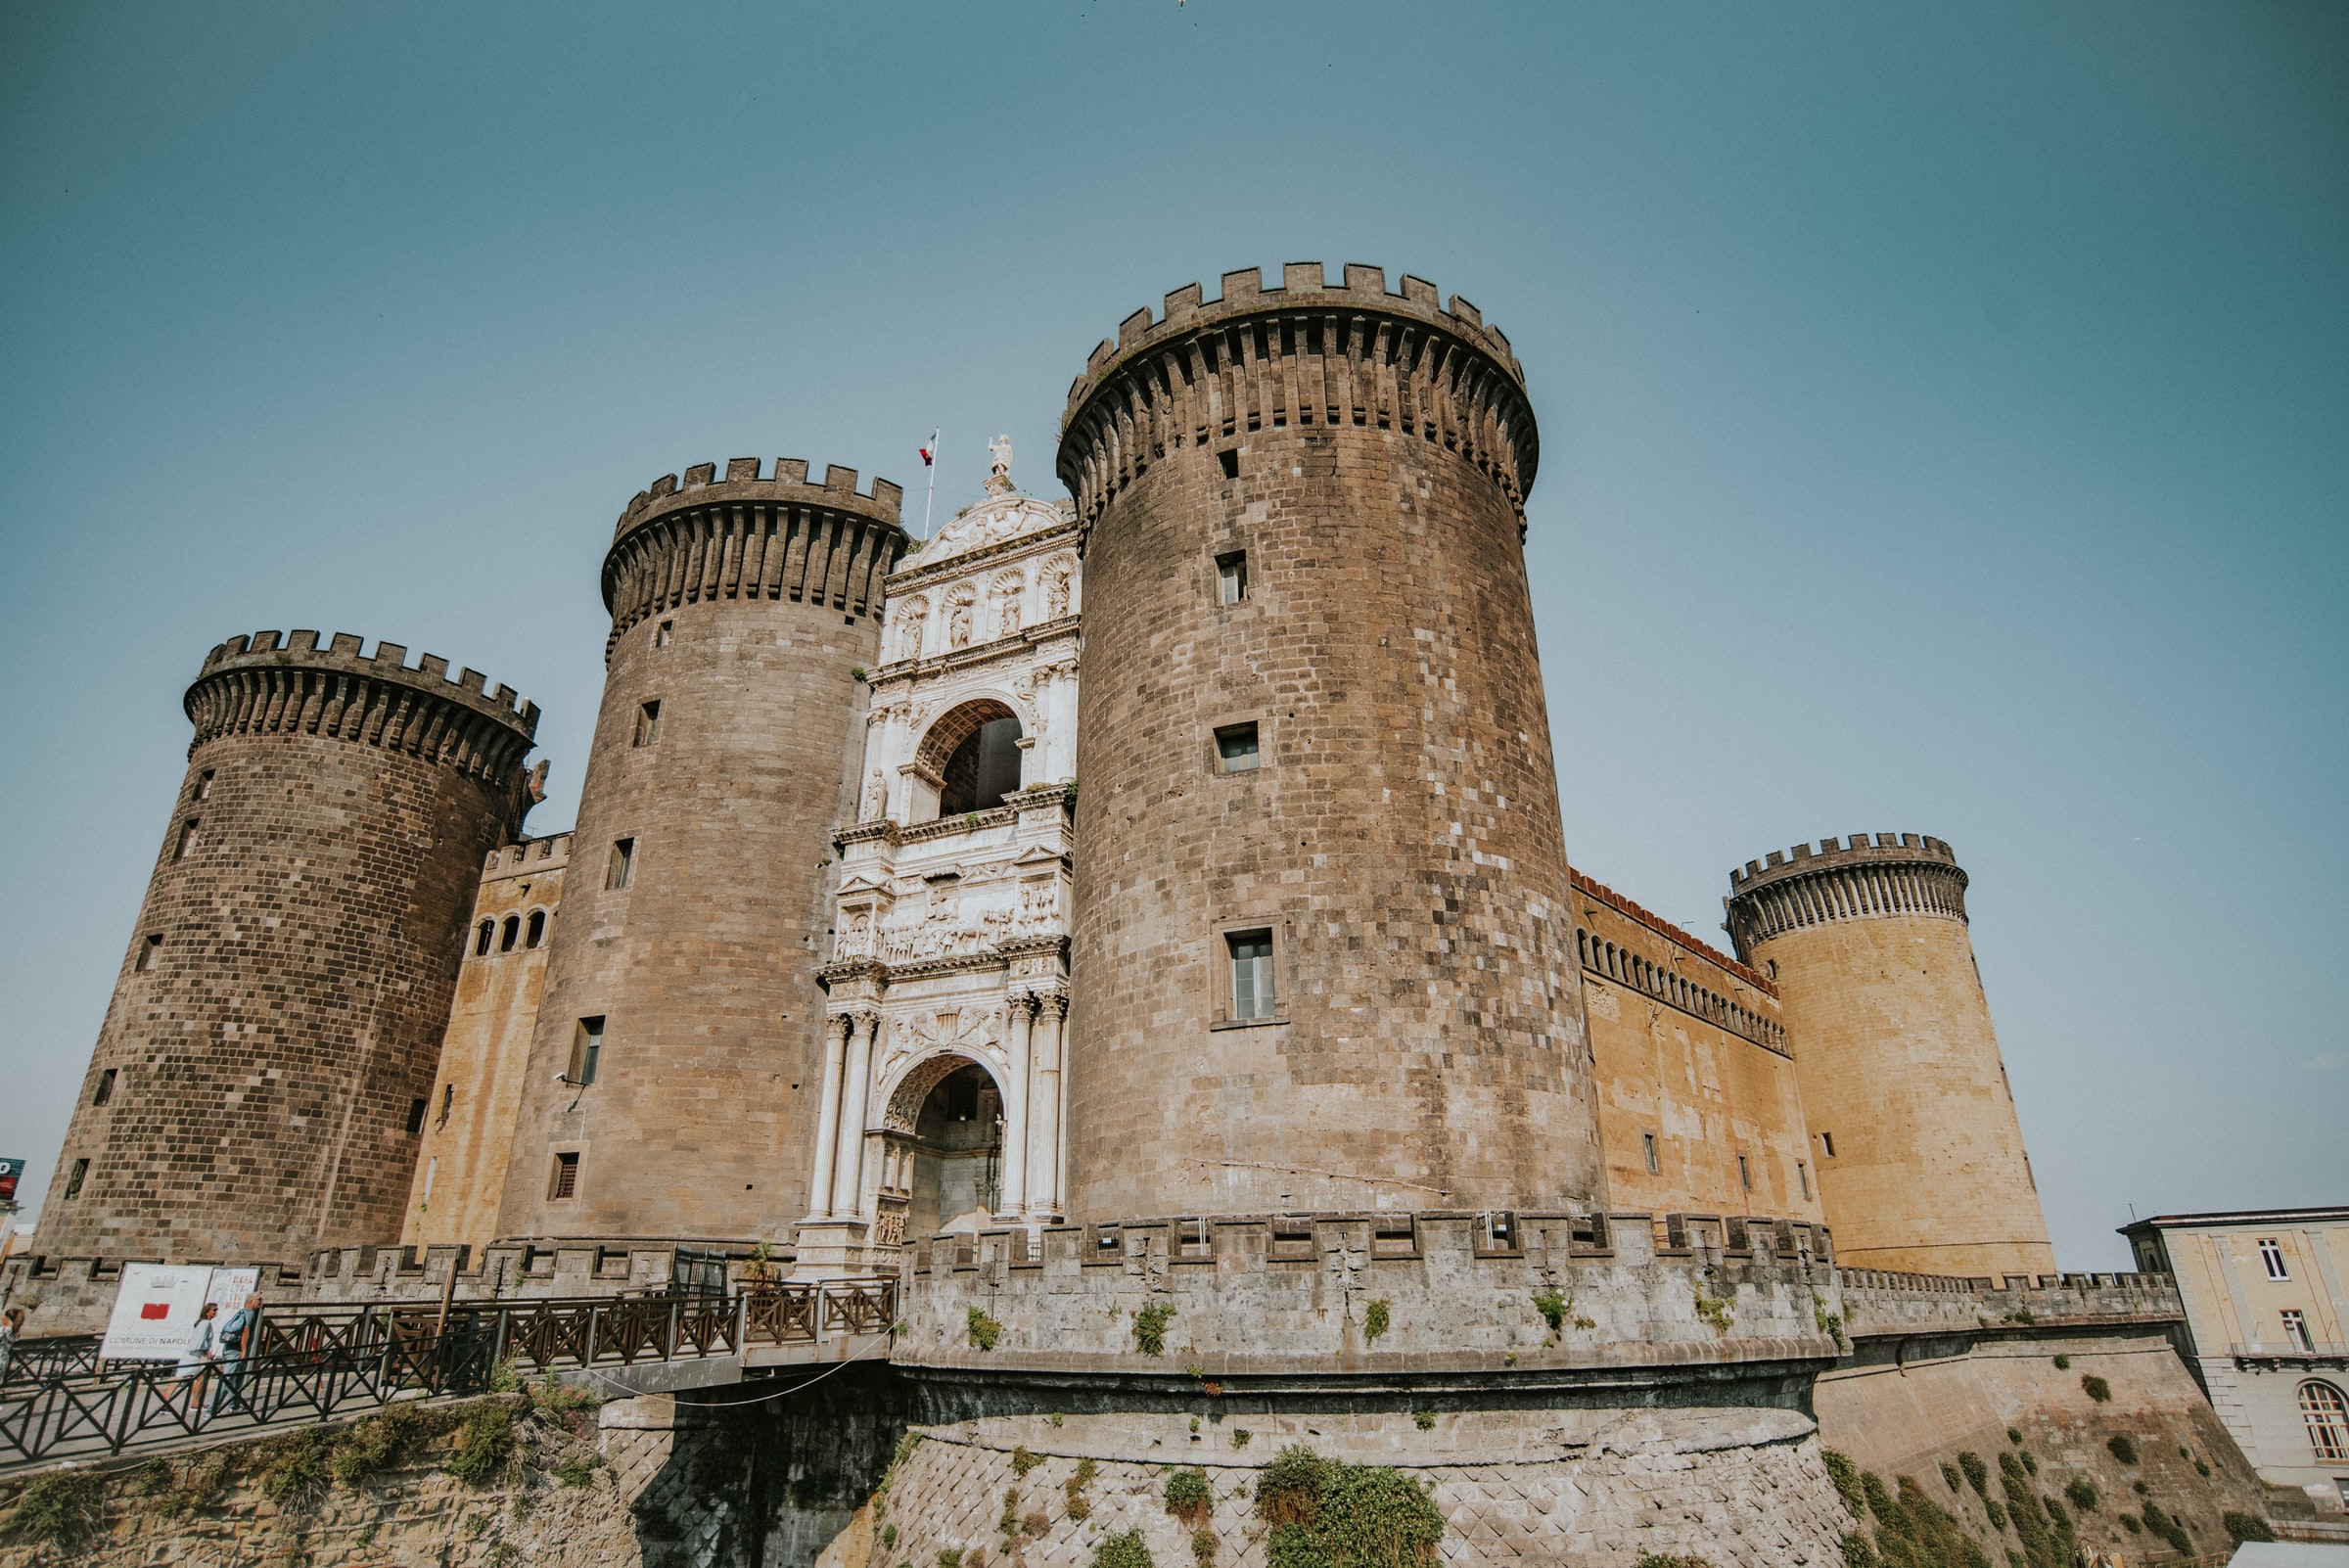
[614,456,903,537]
[482,832,572,881]
[1723,833,1970,957]
[1055,262,1541,530]
[185,629,540,790]
[600,457,911,650]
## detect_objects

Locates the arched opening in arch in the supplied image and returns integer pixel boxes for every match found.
[916,699,1024,818]
[499,915,521,952]
[882,1055,1003,1237]
[475,919,494,956]
[2303,1379,2349,1461]
[526,909,547,948]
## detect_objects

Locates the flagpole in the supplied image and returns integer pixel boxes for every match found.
[921,427,941,540]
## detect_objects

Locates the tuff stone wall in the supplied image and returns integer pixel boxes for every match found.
[832,1408,1857,1568]
[1726,836,2054,1279]
[497,459,907,1245]
[404,835,571,1253]
[34,630,537,1269]
[1057,262,1598,1220]
[1571,869,1819,1224]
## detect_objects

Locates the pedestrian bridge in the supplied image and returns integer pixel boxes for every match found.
[0,1279,897,1472]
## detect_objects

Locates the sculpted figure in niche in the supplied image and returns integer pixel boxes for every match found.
[1043,558,1074,620]
[841,908,871,957]
[895,597,929,661]
[992,574,1024,640]
[946,588,975,650]
[861,770,888,821]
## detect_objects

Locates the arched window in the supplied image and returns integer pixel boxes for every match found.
[475,920,494,956]
[526,909,547,948]
[2303,1380,2349,1461]
[500,915,521,952]
[917,700,1024,818]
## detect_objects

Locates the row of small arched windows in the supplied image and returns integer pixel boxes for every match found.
[1575,927,1777,1047]
[473,909,550,958]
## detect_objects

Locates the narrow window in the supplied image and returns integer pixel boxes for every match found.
[173,819,200,861]
[1215,721,1261,774]
[550,1152,580,1200]
[1216,549,1248,604]
[475,919,494,956]
[1738,1154,1753,1190]
[437,1084,454,1128]
[192,769,214,802]
[1217,449,1240,481]
[1798,1161,1812,1200]
[570,1017,605,1085]
[499,915,521,952]
[1819,1131,1836,1159]
[65,1158,88,1199]
[2281,1310,2311,1353]
[92,1069,117,1107]
[2303,1381,2349,1461]
[633,700,662,747]
[606,838,635,890]
[2260,1237,2290,1280]
[1642,1131,1660,1175]
[655,620,674,648]
[405,1097,428,1134]
[1226,929,1275,1021]
[526,909,547,947]
[135,934,162,973]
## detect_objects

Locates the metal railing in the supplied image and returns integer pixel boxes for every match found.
[0,1278,896,1470]
[2228,1341,2348,1359]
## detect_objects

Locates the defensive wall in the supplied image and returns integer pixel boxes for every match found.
[1569,867,1817,1224]
[22,629,539,1322]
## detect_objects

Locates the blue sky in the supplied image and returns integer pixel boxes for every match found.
[1,3,2340,1267]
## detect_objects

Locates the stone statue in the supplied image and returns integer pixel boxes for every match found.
[986,435,1015,497]
[862,770,888,821]
[1044,559,1073,620]
[947,593,975,649]
[896,597,928,660]
[993,574,1024,639]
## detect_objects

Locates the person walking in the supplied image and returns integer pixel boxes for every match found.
[170,1301,220,1416]
[0,1307,26,1383]
[209,1293,263,1416]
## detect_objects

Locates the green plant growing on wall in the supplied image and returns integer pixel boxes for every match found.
[1841,1533,1877,1568]
[1822,1450,1867,1516]
[883,1526,899,1549]
[1066,1457,1099,1520]
[1532,1287,1569,1334]
[1166,1466,1214,1526]
[2080,1375,2111,1403]
[446,1402,519,1486]
[1942,1462,1963,1494]
[1000,1487,1025,1541]
[1693,1289,1733,1330]
[2006,1429,2023,1446]
[1817,1307,1847,1348]
[2224,1512,2275,1545]
[873,1431,926,1523]
[939,1549,966,1568]
[1986,1501,2008,1530]
[262,1425,338,1502]
[1413,1411,1436,1431]
[2064,1479,2097,1511]
[2117,1513,2140,1534]
[1637,1554,1719,1568]
[2140,1501,2191,1554]
[555,1453,601,1489]
[1230,1429,1252,1450]
[1362,1300,1391,1347]
[968,1307,1003,1351]
[1134,1301,1178,1357]
[2018,1452,2037,1476]
[1192,1527,1217,1565]
[1011,1447,1041,1478]
[1958,1453,1989,1499]
[2,1469,104,1549]
[2051,1355,2070,1369]
[1094,1528,1155,1568]
[2105,1435,2137,1465]
[1254,1444,1445,1568]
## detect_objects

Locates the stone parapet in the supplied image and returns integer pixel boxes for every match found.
[1837,1266,2184,1339]
[895,1210,1842,1388]
[1724,832,1969,956]
[0,1255,309,1337]
[299,1237,779,1305]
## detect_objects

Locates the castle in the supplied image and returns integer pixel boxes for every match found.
[23,263,2229,1567]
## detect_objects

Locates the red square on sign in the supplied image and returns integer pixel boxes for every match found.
[140,1303,170,1320]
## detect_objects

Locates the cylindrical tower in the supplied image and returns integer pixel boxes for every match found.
[498,458,906,1243]
[40,630,539,1265]
[1056,263,1599,1219]
[1725,833,2055,1278]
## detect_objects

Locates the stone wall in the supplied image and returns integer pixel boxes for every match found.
[833,1408,1856,1568]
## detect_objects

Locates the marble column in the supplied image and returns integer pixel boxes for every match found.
[999,993,1036,1216]
[831,1011,878,1221]
[1029,993,1067,1217]
[806,1012,851,1219]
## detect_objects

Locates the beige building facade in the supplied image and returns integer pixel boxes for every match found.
[400,834,570,1254]
[2122,1207,2349,1514]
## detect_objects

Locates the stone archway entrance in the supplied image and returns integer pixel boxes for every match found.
[883,1055,1003,1238]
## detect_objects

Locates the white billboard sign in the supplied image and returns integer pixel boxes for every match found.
[98,1265,261,1362]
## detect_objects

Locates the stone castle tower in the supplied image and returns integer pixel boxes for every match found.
[1056,263,1601,1218]
[1725,833,2056,1278]
[494,460,907,1244]
[39,630,539,1265]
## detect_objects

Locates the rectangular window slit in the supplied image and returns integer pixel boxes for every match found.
[93,1069,117,1107]
[1226,929,1274,1021]
[1641,1131,1659,1175]
[1215,721,1260,774]
[550,1152,579,1199]
[606,838,635,890]
[634,700,662,747]
[136,935,162,972]
[570,1017,605,1085]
